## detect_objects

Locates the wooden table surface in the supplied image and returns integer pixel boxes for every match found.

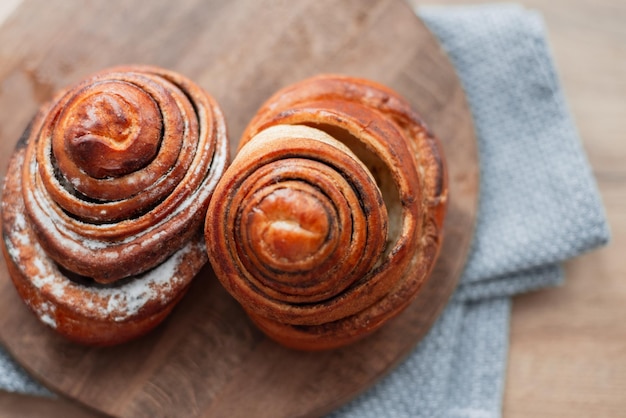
[1,0,625,417]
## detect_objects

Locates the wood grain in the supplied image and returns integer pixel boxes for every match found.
[0,392,106,418]
[415,1,626,417]
[0,0,478,417]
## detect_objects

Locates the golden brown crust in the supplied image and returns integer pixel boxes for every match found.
[21,66,229,283]
[1,66,229,345]
[206,75,447,350]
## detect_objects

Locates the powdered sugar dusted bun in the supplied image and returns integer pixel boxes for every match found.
[206,75,447,350]
[1,66,229,345]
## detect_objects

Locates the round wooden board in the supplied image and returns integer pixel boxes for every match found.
[0,0,479,417]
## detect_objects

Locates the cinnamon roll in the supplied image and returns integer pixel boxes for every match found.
[205,75,447,350]
[1,66,229,345]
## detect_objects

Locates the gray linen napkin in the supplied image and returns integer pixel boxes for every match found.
[331,4,610,418]
[0,4,611,418]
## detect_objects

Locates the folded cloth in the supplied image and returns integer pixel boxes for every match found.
[331,4,609,418]
[0,346,52,396]
[0,4,611,418]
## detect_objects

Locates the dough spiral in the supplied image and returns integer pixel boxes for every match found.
[1,66,229,345]
[205,75,447,350]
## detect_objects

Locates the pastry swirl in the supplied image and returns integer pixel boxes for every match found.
[205,75,447,350]
[1,66,229,345]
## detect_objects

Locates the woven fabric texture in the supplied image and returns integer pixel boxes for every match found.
[332,4,609,417]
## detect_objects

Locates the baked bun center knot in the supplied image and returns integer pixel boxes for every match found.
[245,187,334,267]
[59,81,162,179]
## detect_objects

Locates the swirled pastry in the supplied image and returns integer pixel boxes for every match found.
[205,75,447,350]
[1,66,229,345]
